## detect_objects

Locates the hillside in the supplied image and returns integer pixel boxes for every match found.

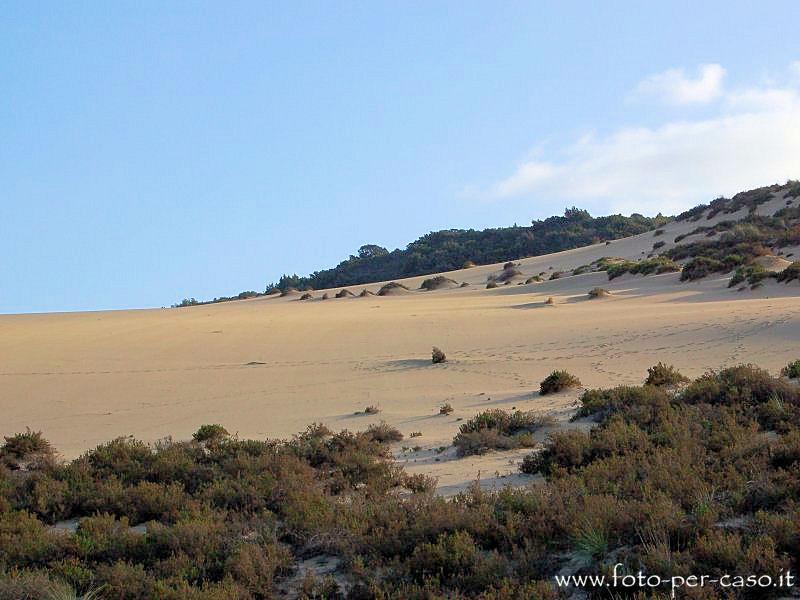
[180,181,800,306]
[176,209,667,306]
[2,181,800,598]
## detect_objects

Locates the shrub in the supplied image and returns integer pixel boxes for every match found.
[549,271,562,280]
[419,276,458,291]
[606,257,680,280]
[453,409,554,456]
[777,261,800,283]
[544,297,554,305]
[644,363,689,387]
[364,422,403,443]
[680,257,727,281]
[192,424,229,444]
[728,264,774,288]
[1,430,52,460]
[782,360,800,379]
[431,347,447,364]
[362,405,380,415]
[681,364,800,410]
[299,292,313,300]
[439,403,454,415]
[539,370,581,395]
[587,288,610,299]
[486,281,498,289]
[525,276,543,284]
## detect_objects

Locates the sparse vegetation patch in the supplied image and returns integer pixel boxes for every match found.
[539,370,581,395]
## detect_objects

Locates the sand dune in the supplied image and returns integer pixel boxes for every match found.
[2,202,799,493]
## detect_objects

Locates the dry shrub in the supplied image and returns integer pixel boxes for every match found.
[431,347,446,364]
[364,422,403,444]
[539,370,581,395]
[587,287,610,299]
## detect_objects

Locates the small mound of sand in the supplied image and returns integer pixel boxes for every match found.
[420,276,459,291]
[299,292,313,301]
[754,255,793,272]
[280,287,300,297]
[486,281,498,289]
[321,293,330,300]
[489,264,524,284]
[377,282,411,296]
[525,276,543,284]
[359,289,376,297]
[335,289,356,298]
[460,282,469,287]
[588,287,612,299]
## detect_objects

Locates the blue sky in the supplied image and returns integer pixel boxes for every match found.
[2,2,799,313]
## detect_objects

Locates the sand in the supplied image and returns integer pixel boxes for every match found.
[2,206,799,494]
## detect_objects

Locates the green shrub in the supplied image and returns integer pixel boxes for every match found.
[192,424,229,444]
[539,370,581,395]
[1,430,53,460]
[606,257,679,279]
[644,362,689,387]
[782,360,800,379]
[453,409,553,456]
[680,257,728,281]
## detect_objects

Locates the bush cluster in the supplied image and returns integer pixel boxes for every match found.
[453,409,554,456]
[3,361,800,598]
[605,257,680,280]
[539,370,581,395]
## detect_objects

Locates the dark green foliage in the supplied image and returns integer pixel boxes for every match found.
[539,370,581,395]
[192,424,229,444]
[729,264,775,288]
[645,362,689,387]
[782,360,800,379]
[680,257,728,281]
[268,209,665,292]
[453,410,554,456]
[605,256,680,279]
[1,430,52,460]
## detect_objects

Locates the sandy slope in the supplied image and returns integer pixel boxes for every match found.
[2,197,799,494]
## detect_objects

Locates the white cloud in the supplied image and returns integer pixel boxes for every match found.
[633,63,726,105]
[485,63,800,214]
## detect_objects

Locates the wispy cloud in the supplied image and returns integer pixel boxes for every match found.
[632,63,726,105]
[483,63,800,214]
